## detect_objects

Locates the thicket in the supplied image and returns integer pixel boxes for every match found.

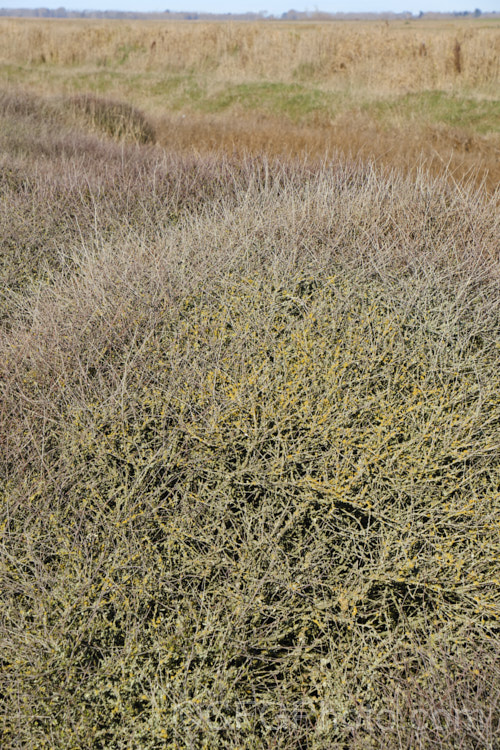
[1,99,499,748]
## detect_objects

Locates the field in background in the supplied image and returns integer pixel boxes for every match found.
[1,18,500,750]
[0,18,499,188]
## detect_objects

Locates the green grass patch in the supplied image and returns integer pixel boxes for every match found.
[370,90,500,134]
[64,69,127,94]
[198,81,338,123]
[150,73,196,99]
[0,63,31,85]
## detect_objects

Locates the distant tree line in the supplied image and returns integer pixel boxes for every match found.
[0,7,497,20]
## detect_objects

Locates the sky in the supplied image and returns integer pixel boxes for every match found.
[1,0,498,16]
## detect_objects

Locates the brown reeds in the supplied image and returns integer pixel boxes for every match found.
[0,18,499,90]
[454,39,462,74]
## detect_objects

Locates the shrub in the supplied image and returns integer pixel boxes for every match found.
[1,127,499,747]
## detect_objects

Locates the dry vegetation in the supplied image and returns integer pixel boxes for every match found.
[1,17,499,87]
[1,19,500,750]
[0,18,499,187]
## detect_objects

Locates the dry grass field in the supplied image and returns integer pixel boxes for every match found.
[1,18,500,750]
[0,18,499,187]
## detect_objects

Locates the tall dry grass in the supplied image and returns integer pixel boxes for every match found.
[1,19,499,190]
[0,18,499,91]
[1,105,499,748]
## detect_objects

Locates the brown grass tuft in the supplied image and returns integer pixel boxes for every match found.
[70,94,156,144]
[454,39,462,75]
